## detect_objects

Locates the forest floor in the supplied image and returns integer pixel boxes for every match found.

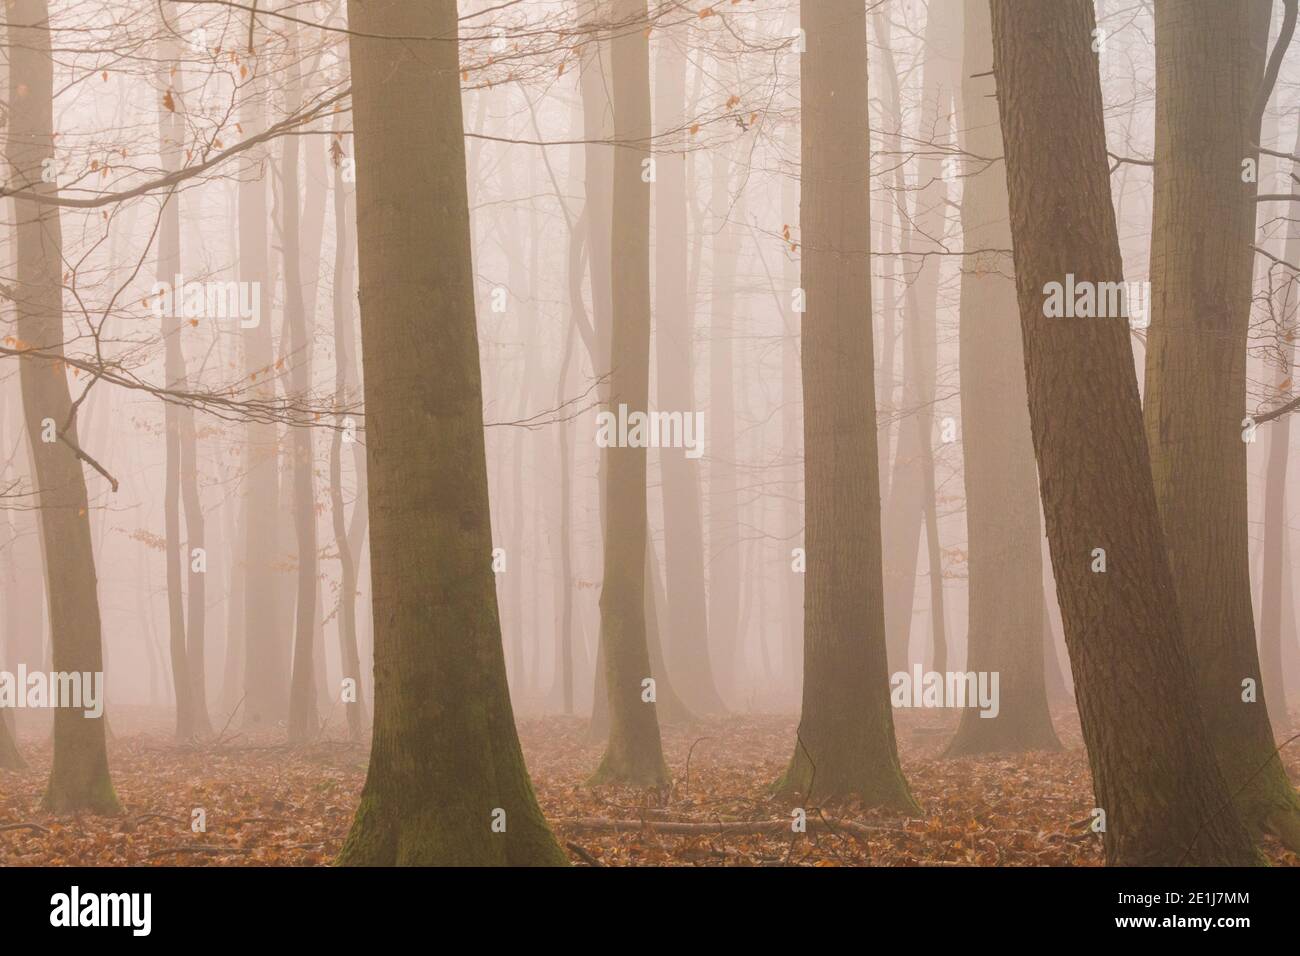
[2,706,1298,866]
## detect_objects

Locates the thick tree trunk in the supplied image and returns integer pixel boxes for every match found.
[7,0,117,813]
[339,0,565,866]
[990,0,1258,865]
[653,33,725,715]
[946,0,1059,756]
[1143,0,1300,849]
[777,0,917,811]
[589,0,669,787]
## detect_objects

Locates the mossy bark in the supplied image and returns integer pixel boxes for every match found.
[339,0,565,866]
[1142,0,1300,851]
[777,0,918,813]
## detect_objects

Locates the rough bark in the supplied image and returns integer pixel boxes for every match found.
[990,0,1258,865]
[1143,0,1300,849]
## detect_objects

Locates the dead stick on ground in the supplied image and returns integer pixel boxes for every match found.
[565,841,604,866]
[0,822,51,835]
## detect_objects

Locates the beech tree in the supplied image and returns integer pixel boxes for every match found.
[1142,0,1300,849]
[590,0,670,787]
[945,0,1059,756]
[338,0,565,865]
[778,0,917,810]
[990,0,1258,865]
[7,0,118,814]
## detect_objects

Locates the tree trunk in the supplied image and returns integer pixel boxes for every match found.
[1142,0,1300,849]
[653,31,725,715]
[881,8,957,674]
[157,37,195,743]
[1256,117,1300,737]
[329,109,367,744]
[706,143,741,706]
[240,20,285,730]
[338,0,565,866]
[776,0,917,811]
[946,0,1059,755]
[989,0,1258,865]
[589,0,669,787]
[779,118,803,703]
[7,0,117,813]
[284,21,319,744]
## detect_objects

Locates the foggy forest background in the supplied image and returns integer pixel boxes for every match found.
[0,0,1299,868]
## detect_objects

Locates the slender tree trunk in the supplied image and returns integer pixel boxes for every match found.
[329,110,366,744]
[777,0,917,810]
[589,0,669,787]
[1142,0,1300,849]
[240,20,284,729]
[780,126,803,703]
[645,542,692,724]
[946,0,1059,755]
[707,144,741,706]
[1257,117,1300,737]
[284,21,319,743]
[338,0,565,866]
[870,8,897,504]
[0,703,22,769]
[222,492,246,714]
[578,1,616,735]
[653,32,725,715]
[881,8,957,674]
[7,0,117,812]
[990,0,1258,865]
[157,37,195,743]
